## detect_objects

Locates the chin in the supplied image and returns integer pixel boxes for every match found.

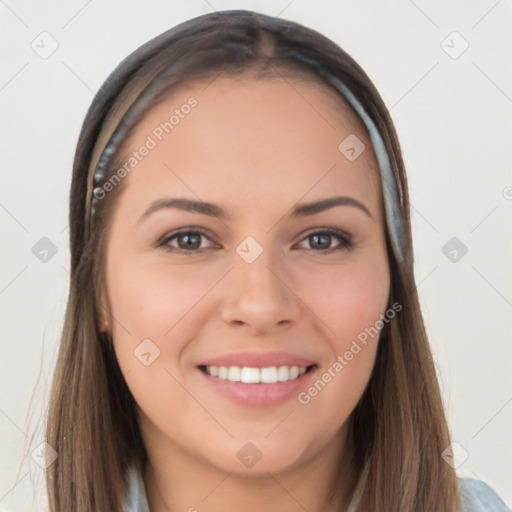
[201,435,314,477]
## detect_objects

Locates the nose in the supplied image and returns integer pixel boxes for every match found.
[220,251,302,335]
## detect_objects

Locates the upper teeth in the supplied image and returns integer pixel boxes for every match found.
[205,365,308,384]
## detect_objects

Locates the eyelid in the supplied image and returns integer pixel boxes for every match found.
[156,227,217,251]
[295,227,353,252]
[157,226,354,254]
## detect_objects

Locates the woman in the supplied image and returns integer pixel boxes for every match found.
[45,9,509,512]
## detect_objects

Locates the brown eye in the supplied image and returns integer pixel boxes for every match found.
[298,229,353,252]
[159,229,215,253]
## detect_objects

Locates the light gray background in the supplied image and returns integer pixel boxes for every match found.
[1,1,511,510]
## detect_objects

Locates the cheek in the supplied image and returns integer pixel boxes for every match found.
[294,257,389,412]
[107,255,218,340]
[300,256,390,348]
[106,256,213,423]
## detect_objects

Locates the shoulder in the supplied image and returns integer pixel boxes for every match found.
[122,464,150,512]
[459,477,510,512]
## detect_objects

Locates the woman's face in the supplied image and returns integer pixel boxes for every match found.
[103,76,390,475]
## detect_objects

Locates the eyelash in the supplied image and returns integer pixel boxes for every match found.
[157,227,354,254]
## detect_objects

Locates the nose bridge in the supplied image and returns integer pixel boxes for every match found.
[220,236,301,331]
[234,238,286,302]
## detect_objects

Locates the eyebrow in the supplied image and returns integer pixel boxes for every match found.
[138,195,373,223]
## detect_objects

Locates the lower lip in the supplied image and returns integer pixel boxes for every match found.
[197,366,318,407]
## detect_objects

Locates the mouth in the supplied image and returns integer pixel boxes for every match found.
[195,351,319,406]
[197,363,318,406]
[198,364,317,384]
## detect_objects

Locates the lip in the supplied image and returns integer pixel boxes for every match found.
[198,350,317,369]
[197,364,318,407]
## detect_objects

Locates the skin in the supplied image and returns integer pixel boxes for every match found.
[102,75,391,511]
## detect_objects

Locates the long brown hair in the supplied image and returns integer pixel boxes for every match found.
[46,9,460,511]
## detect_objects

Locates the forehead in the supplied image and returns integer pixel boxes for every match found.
[116,76,383,219]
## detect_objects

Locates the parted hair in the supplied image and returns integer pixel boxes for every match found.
[46,9,460,511]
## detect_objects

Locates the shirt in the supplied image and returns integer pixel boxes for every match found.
[122,464,510,511]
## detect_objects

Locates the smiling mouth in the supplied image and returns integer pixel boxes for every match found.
[198,364,317,384]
